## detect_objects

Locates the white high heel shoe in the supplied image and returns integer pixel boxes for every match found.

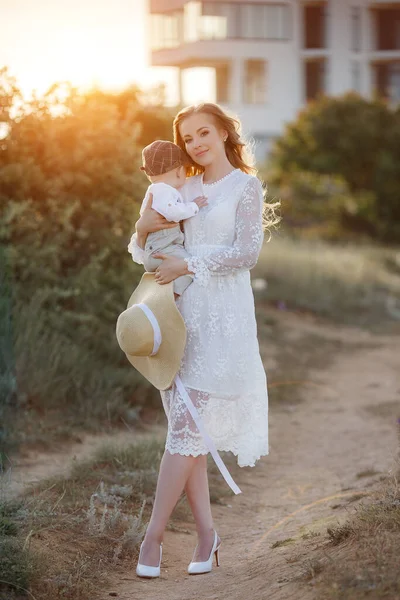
[136,540,163,578]
[188,529,221,575]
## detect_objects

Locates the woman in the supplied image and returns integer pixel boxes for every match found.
[129,102,280,577]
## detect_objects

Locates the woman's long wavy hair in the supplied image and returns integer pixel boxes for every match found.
[172,102,281,237]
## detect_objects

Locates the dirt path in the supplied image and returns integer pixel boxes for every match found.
[99,315,400,600]
[2,311,399,600]
[2,424,167,499]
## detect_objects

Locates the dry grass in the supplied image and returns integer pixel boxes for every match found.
[290,459,400,599]
[0,433,231,599]
[0,280,157,461]
[2,235,399,598]
[0,438,165,598]
[253,237,400,328]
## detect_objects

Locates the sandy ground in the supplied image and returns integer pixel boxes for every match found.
[99,314,399,600]
[2,425,168,499]
[3,310,400,600]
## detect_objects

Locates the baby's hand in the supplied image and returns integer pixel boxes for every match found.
[193,195,208,209]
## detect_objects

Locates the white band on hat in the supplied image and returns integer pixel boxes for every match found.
[133,302,242,496]
[135,303,162,356]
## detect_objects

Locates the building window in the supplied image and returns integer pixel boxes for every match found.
[200,15,227,39]
[202,2,238,37]
[240,3,291,40]
[202,2,290,40]
[304,59,326,101]
[244,60,267,104]
[304,4,327,49]
[150,11,182,50]
[152,2,292,48]
[351,6,361,52]
[373,8,400,51]
[373,61,400,105]
[351,60,361,92]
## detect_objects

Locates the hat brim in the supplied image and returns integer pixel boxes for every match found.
[123,273,187,390]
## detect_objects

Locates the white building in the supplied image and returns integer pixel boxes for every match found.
[148,1,400,160]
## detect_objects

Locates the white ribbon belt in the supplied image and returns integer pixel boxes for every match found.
[135,303,242,495]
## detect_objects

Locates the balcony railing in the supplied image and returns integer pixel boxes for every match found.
[150,1,291,51]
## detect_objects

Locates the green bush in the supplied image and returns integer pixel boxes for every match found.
[268,170,379,241]
[0,68,169,453]
[268,93,400,242]
[0,249,17,463]
[0,501,39,599]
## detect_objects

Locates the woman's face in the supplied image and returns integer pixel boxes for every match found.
[179,113,227,168]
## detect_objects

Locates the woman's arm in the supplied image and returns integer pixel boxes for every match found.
[183,177,264,286]
[151,254,192,284]
[152,177,264,286]
[127,192,178,264]
[135,230,147,250]
[127,232,146,265]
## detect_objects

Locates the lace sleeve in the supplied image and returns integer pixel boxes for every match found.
[127,231,146,265]
[184,176,264,286]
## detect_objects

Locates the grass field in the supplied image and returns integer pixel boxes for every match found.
[1,235,399,599]
[252,236,400,328]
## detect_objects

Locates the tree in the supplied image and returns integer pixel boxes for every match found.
[268,93,400,242]
[0,68,175,448]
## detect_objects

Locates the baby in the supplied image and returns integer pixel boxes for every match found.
[128,140,208,298]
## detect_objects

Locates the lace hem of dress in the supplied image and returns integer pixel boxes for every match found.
[161,384,269,468]
[165,443,269,468]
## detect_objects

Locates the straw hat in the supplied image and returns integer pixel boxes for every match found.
[116,272,187,390]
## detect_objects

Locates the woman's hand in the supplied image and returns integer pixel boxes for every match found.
[152,254,191,284]
[135,192,177,248]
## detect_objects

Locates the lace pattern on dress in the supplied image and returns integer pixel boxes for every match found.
[127,172,269,468]
[183,177,264,287]
[160,384,269,468]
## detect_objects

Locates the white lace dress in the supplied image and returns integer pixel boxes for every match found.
[128,168,269,468]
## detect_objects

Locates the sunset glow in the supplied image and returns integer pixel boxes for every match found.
[13,26,143,96]
[0,0,177,102]
[0,0,218,109]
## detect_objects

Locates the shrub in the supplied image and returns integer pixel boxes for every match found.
[0,68,168,453]
[268,93,400,242]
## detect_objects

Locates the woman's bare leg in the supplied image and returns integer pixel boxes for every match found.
[138,449,197,566]
[138,386,221,566]
[184,453,221,562]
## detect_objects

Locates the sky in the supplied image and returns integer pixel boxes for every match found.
[0,0,213,105]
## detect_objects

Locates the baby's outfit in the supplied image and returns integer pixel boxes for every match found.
[129,181,200,296]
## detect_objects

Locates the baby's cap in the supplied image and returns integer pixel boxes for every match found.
[140,140,191,176]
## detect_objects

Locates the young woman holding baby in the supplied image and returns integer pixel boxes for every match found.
[129,102,279,577]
